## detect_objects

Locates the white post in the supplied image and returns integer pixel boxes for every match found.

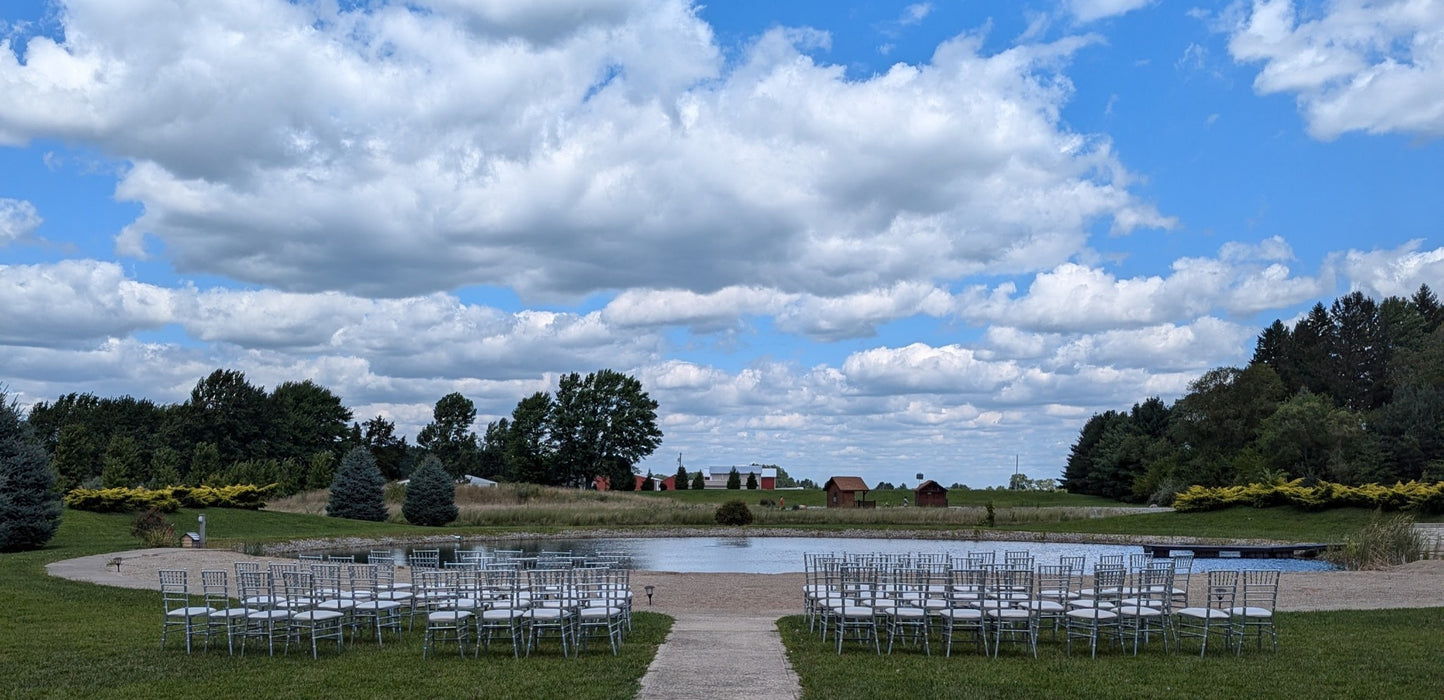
[197,514,206,547]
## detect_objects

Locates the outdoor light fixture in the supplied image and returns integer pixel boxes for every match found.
[645,585,655,605]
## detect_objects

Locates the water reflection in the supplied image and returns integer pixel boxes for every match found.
[328,536,1337,574]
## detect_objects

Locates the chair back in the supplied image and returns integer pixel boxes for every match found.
[1238,570,1279,610]
[1202,570,1239,611]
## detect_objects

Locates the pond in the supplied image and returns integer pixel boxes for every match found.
[331,536,1338,573]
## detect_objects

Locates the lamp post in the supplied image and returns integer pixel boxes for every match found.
[644,585,655,605]
[197,514,206,547]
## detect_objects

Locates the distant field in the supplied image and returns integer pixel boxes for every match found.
[644,487,1133,509]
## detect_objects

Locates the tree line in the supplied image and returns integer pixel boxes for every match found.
[1063,285,1444,503]
[22,367,662,496]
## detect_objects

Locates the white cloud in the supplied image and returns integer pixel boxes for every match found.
[1067,0,1156,23]
[0,260,176,345]
[900,4,933,26]
[1228,0,1444,139]
[842,343,1021,396]
[956,240,1327,332]
[1329,240,1444,299]
[0,197,41,243]
[0,1,1169,300]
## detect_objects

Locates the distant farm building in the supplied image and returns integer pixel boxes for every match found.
[700,466,776,490]
[593,474,676,491]
[824,476,874,508]
[914,480,948,507]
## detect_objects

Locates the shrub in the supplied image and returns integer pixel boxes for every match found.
[1326,512,1426,570]
[401,455,458,526]
[327,447,388,522]
[63,484,273,512]
[130,508,176,548]
[0,392,63,552]
[715,499,753,526]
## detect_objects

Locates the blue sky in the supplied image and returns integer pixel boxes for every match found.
[2,0,1442,487]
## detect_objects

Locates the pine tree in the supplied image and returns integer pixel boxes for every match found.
[691,471,705,490]
[745,472,758,490]
[726,467,741,489]
[401,455,458,526]
[0,391,63,552]
[640,471,656,491]
[674,464,689,490]
[327,446,388,521]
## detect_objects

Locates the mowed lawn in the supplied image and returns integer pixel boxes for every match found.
[0,510,670,700]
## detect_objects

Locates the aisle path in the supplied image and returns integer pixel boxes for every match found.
[637,613,800,700]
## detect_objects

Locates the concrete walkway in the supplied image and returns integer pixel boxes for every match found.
[637,613,800,700]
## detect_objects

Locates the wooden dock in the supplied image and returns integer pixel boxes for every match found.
[1142,543,1333,559]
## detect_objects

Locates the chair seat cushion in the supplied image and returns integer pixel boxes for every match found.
[1066,608,1118,621]
[167,606,215,617]
[1227,606,1273,617]
[935,608,983,620]
[427,610,473,623]
[1117,605,1163,617]
[293,610,345,622]
[1176,607,1229,619]
[482,608,526,621]
[579,606,622,619]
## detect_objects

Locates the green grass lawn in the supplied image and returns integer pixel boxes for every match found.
[0,511,670,700]
[778,610,1444,699]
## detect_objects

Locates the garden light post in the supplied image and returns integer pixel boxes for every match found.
[645,585,655,605]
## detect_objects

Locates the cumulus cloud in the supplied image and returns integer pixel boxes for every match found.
[0,260,176,345]
[955,239,1327,332]
[1329,240,1444,299]
[0,0,1168,300]
[0,197,41,243]
[1228,0,1444,139]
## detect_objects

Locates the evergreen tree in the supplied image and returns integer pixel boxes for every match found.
[673,463,689,490]
[150,446,183,487]
[327,447,388,521]
[51,423,99,491]
[402,455,458,526]
[745,472,758,490]
[691,471,705,490]
[640,471,656,491]
[0,391,62,552]
[100,435,143,488]
[726,467,741,489]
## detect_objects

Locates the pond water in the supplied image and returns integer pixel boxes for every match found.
[332,536,1337,573]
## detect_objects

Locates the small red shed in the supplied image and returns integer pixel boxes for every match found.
[914,480,949,508]
[824,476,874,508]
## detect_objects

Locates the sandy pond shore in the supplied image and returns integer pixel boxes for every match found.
[47,536,1444,615]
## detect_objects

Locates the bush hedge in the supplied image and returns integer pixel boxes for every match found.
[715,499,754,526]
[64,484,276,513]
[1173,479,1444,514]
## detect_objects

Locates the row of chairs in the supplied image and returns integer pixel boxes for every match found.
[412,565,632,658]
[802,552,1278,658]
[160,558,635,659]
